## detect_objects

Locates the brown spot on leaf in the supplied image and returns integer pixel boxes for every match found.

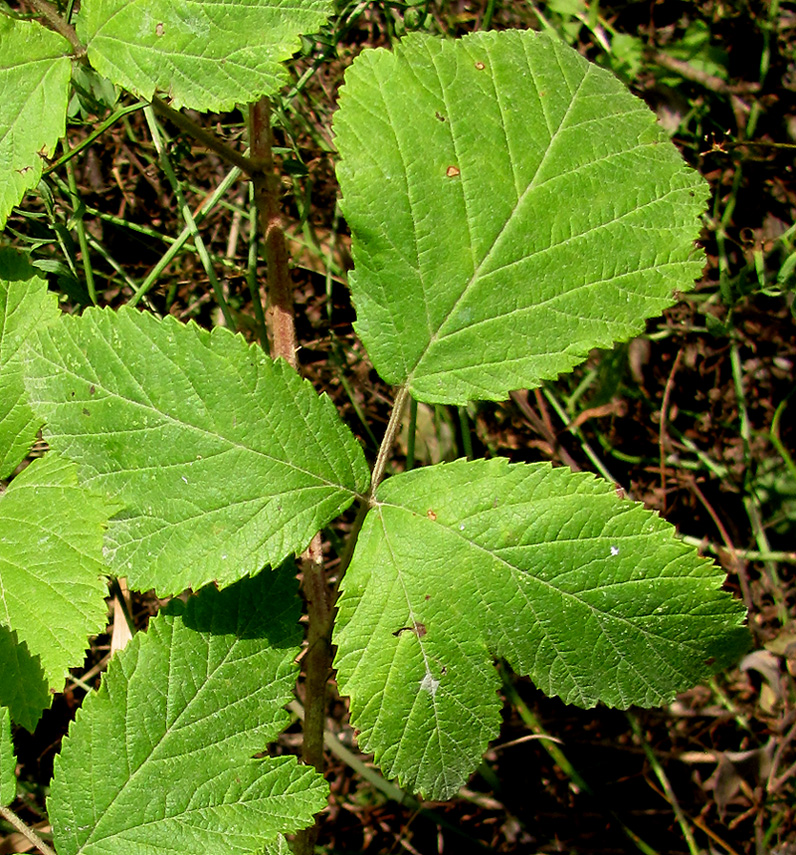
[89,385,96,395]
[393,622,427,638]
[474,61,486,70]
[435,111,446,122]
[82,408,90,416]
[446,165,460,178]
[427,509,437,520]
[156,22,165,36]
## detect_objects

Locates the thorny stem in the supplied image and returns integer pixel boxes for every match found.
[249,97,297,367]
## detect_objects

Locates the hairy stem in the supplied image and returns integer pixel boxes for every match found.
[0,805,56,855]
[370,385,410,495]
[26,0,84,56]
[249,97,297,367]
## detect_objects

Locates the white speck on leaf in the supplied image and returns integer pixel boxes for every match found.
[420,670,440,697]
[181,476,188,483]
[610,545,620,556]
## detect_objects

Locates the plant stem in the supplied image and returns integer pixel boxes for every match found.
[299,532,331,775]
[247,97,327,855]
[26,0,84,55]
[371,386,410,495]
[0,805,56,855]
[249,97,297,367]
[151,98,256,176]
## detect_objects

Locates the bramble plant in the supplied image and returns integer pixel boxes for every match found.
[0,2,749,853]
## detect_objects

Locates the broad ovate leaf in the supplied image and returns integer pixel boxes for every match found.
[0,454,111,693]
[49,568,328,855]
[24,307,369,595]
[0,706,14,807]
[0,625,51,732]
[0,249,60,478]
[78,0,334,112]
[335,30,709,404]
[334,459,748,799]
[0,17,71,228]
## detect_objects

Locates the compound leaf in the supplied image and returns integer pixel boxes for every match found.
[0,17,71,229]
[0,249,60,478]
[335,30,709,404]
[78,0,335,112]
[0,453,111,693]
[49,568,328,855]
[0,707,14,807]
[334,459,748,799]
[24,307,369,595]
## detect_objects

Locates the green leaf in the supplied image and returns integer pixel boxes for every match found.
[49,568,328,855]
[24,307,369,595]
[0,17,72,229]
[334,459,748,799]
[0,249,60,478]
[0,454,111,692]
[335,30,709,405]
[0,706,14,807]
[77,0,335,112]
[0,625,52,732]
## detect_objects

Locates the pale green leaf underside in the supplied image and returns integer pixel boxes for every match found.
[0,707,14,807]
[78,0,335,111]
[0,625,52,732]
[334,459,748,799]
[0,18,71,229]
[0,454,110,693]
[335,30,710,404]
[0,249,60,478]
[49,569,328,855]
[24,307,369,595]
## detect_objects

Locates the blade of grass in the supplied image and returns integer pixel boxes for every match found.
[140,106,235,329]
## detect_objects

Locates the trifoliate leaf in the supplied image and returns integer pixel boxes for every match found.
[0,454,111,693]
[335,30,709,404]
[334,459,748,799]
[0,707,14,807]
[49,568,328,855]
[77,0,335,112]
[0,17,71,229]
[0,625,51,732]
[24,306,369,595]
[0,249,60,478]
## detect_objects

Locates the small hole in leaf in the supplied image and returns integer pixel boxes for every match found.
[155,22,164,36]
[446,165,460,178]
